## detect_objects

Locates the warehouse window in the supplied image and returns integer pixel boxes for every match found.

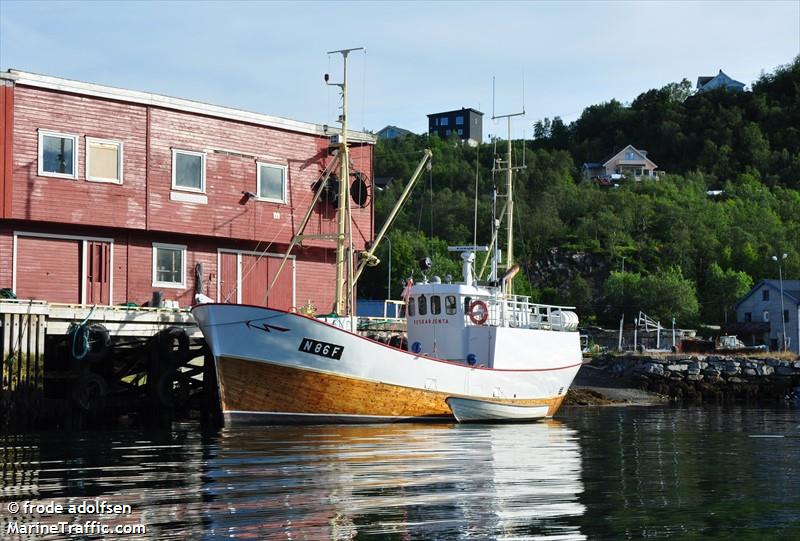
[86,138,123,184]
[762,289,770,301]
[455,115,464,125]
[172,149,205,192]
[152,243,186,288]
[38,130,78,179]
[257,162,287,203]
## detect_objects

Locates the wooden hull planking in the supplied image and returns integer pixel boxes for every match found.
[216,356,566,424]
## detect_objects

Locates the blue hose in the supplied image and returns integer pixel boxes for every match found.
[70,305,97,361]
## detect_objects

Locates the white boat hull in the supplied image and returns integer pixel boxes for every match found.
[446,397,550,422]
[191,304,582,424]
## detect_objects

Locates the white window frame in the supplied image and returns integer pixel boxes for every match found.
[256,162,288,204]
[152,242,187,289]
[171,149,206,193]
[85,137,123,184]
[38,129,79,179]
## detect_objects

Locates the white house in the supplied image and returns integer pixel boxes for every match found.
[735,279,800,353]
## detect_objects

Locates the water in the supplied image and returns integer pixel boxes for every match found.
[1,406,799,540]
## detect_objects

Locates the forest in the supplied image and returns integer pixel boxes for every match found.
[358,57,800,328]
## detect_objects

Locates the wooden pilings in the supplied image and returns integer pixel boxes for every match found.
[1,300,217,431]
[0,301,47,428]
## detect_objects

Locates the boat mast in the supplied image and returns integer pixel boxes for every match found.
[327,47,363,316]
[491,112,524,293]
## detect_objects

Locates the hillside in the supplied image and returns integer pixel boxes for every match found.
[359,57,800,328]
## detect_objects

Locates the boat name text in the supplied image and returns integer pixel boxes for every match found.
[298,338,344,360]
[412,318,450,325]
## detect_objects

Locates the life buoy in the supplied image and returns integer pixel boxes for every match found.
[468,300,489,325]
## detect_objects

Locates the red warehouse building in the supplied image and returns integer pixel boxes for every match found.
[0,70,375,311]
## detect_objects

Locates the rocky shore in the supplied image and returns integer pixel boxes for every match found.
[566,353,800,406]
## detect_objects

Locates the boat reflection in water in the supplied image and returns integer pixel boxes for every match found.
[208,421,586,540]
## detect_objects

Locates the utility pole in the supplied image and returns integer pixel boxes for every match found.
[772,253,788,351]
[327,47,363,316]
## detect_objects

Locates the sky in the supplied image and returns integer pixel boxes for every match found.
[1,1,798,141]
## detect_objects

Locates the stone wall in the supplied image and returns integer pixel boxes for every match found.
[595,354,800,404]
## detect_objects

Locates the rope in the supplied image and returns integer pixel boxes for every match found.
[70,305,97,361]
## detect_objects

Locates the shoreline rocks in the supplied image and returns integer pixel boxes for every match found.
[586,354,800,405]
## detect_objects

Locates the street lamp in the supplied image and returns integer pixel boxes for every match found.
[771,253,788,351]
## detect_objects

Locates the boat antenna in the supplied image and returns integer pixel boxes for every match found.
[326,46,364,316]
[473,132,480,248]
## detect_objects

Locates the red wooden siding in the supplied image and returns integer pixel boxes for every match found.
[16,235,81,303]
[0,83,13,218]
[0,75,374,310]
[8,85,373,251]
[11,87,148,229]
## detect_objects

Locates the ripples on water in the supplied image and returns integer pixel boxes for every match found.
[1,407,799,540]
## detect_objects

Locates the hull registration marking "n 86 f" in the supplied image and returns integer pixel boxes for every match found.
[298,338,344,360]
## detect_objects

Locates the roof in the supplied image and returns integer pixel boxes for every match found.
[696,69,745,92]
[602,144,658,169]
[377,125,413,137]
[735,279,800,309]
[427,107,484,117]
[1,69,376,144]
[696,76,714,87]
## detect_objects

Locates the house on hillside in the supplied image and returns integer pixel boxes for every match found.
[0,70,375,310]
[733,279,800,353]
[696,70,746,93]
[377,125,413,140]
[590,144,659,181]
[427,108,483,146]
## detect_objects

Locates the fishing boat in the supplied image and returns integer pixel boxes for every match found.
[191,50,582,425]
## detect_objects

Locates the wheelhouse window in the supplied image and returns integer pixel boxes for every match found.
[418,295,427,316]
[86,138,123,184]
[445,295,457,315]
[172,149,205,192]
[464,296,472,315]
[431,295,441,315]
[152,243,186,288]
[257,162,287,203]
[407,299,415,317]
[38,130,77,179]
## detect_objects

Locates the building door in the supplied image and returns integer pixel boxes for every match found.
[241,254,270,306]
[218,251,294,308]
[85,241,111,305]
[15,235,81,303]
[219,252,238,303]
[266,257,293,310]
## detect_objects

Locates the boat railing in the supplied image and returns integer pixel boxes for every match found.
[473,295,578,331]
